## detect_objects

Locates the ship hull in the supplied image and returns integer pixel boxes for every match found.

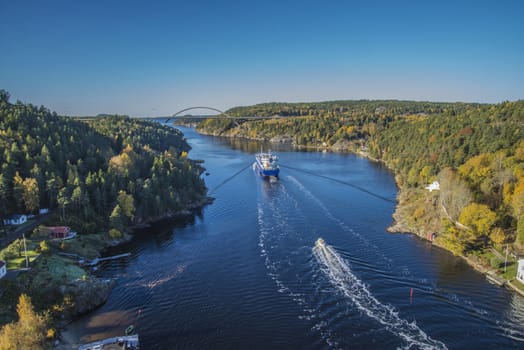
[255,164,280,177]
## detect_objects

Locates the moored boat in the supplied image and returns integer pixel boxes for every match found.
[255,151,280,178]
[78,334,139,350]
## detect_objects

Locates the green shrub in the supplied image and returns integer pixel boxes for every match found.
[109,229,122,239]
[490,256,502,269]
[39,240,50,255]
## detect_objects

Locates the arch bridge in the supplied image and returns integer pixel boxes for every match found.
[164,106,233,124]
[163,106,286,124]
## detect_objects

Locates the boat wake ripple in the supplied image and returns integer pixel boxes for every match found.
[257,182,345,348]
[285,176,505,337]
[313,239,448,350]
[286,175,392,264]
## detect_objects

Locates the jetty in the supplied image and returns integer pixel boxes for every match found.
[79,253,131,267]
[78,334,139,350]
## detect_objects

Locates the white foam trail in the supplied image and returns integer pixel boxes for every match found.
[313,240,447,350]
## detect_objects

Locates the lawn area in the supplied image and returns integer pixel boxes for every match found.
[7,251,40,269]
[31,254,86,288]
[0,236,43,269]
[52,233,111,259]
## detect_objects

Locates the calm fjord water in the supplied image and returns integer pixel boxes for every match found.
[69,126,524,349]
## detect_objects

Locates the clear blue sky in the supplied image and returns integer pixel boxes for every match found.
[1,0,523,116]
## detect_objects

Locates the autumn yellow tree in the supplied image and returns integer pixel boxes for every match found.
[459,203,497,241]
[12,171,25,211]
[511,182,524,246]
[514,140,524,162]
[438,167,473,221]
[109,144,138,178]
[419,165,434,185]
[22,177,39,213]
[0,294,48,350]
[489,228,506,247]
[458,153,493,186]
[117,190,135,220]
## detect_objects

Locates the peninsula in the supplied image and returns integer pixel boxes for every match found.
[0,91,211,348]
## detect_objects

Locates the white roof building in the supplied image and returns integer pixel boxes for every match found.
[3,214,28,226]
[517,259,524,284]
[425,181,440,192]
[0,260,6,279]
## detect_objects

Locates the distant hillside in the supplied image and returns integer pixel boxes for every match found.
[197,99,524,255]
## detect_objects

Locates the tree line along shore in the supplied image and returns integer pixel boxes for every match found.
[196,99,524,292]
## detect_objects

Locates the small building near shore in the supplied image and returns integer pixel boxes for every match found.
[517,259,524,284]
[46,226,75,240]
[2,214,28,226]
[0,260,6,279]
[425,181,440,192]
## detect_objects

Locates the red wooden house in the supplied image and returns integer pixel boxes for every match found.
[47,226,71,239]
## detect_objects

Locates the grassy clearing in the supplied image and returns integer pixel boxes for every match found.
[8,253,40,269]
[1,237,42,269]
[30,255,86,289]
[0,228,123,330]
[501,262,518,281]
[52,233,112,259]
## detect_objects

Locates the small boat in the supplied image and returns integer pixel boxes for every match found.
[125,324,134,335]
[255,151,280,178]
[315,238,326,248]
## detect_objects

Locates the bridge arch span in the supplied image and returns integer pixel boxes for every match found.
[165,106,233,123]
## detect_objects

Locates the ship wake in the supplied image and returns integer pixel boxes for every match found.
[313,239,447,350]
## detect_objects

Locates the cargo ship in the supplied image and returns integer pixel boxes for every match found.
[255,151,280,178]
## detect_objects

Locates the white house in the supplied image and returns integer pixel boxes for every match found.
[517,259,524,284]
[0,260,6,279]
[425,181,440,192]
[2,214,28,226]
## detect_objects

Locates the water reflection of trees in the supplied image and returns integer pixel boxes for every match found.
[224,137,295,153]
[435,251,471,285]
[98,213,200,272]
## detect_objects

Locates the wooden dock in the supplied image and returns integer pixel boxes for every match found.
[79,253,131,266]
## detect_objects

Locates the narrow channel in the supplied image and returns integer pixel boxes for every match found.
[67,126,524,349]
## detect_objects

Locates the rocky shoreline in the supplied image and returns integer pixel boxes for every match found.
[52,195,214,349]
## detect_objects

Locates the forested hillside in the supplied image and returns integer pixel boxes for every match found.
[226,100,474,118]
[197,99,524,256]
[198,100,477,147]
[0,90,207,236]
